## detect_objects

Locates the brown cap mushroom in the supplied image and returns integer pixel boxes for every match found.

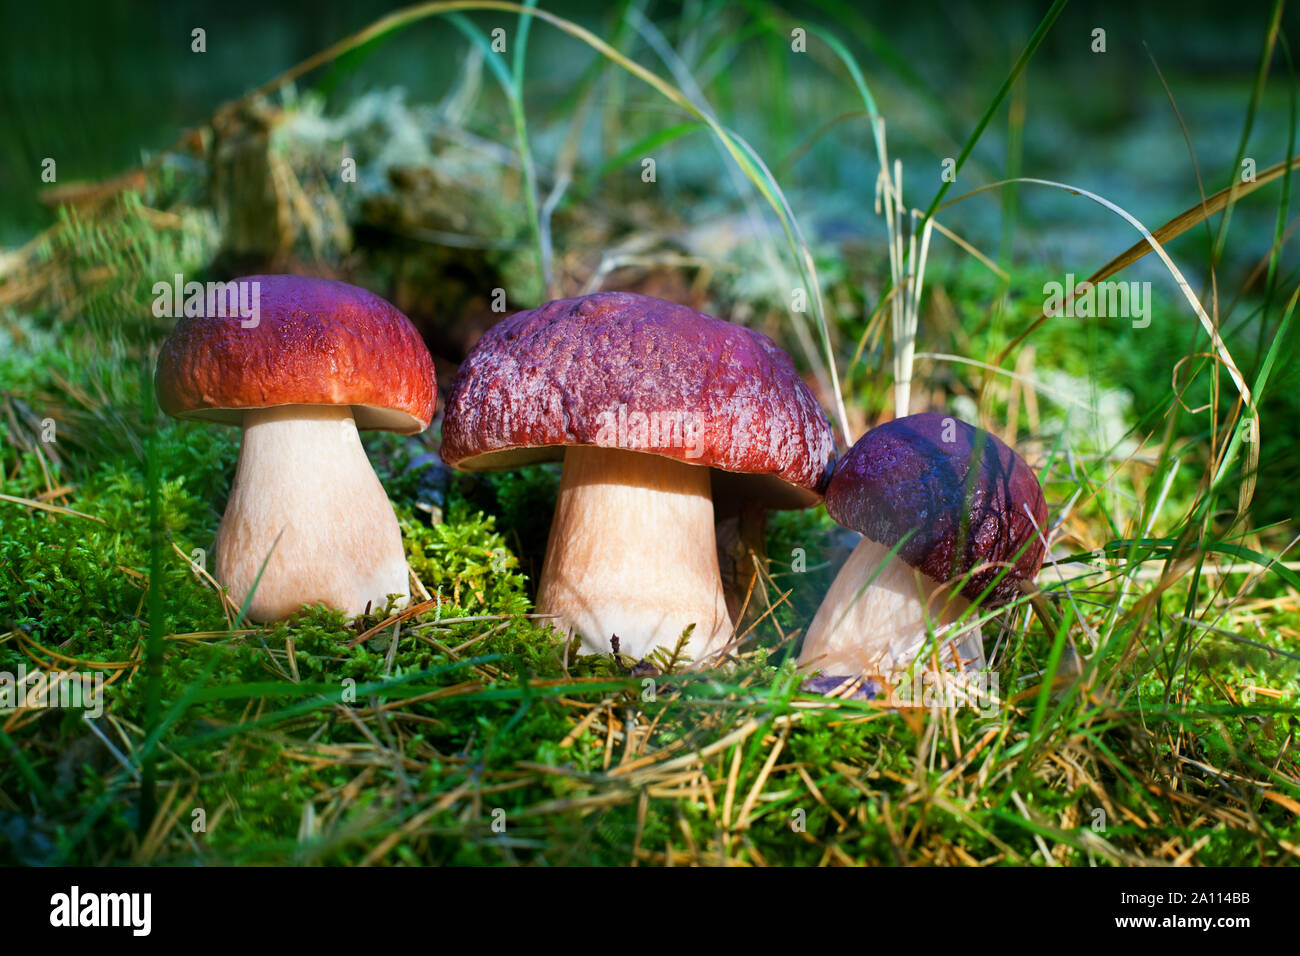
[156,274,436,621]
[798,412,1046,682]
[441,291,834,660]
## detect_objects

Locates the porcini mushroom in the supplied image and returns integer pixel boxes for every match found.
[440,292,833,661]
[798,413,1046,683]
[155,274,436,621]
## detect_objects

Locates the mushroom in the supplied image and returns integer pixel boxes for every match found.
[155,275,436,621]
[440,292,833,661]
[798,413,1046,684]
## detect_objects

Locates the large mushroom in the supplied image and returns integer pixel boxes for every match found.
[440,292,833,661]
[798,413,1046,684]
[155,275,436,621]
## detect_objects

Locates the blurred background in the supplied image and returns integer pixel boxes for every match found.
[2,0,1293,267]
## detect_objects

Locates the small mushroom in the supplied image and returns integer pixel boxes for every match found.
[798,413,1046,682]
[440,292,833,661]
[155,275,436,621]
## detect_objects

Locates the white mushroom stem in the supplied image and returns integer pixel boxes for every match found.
[536,445,733,661]
[798,537,983,681]
[215,405,410,621]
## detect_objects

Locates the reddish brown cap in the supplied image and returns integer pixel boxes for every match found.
[825,413,1047,605]
[441,292,834,508]
[155,275,436,433]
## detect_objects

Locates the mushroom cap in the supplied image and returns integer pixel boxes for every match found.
[155,275,436,433]
[440,292,834,508]
[825,413,1046,605]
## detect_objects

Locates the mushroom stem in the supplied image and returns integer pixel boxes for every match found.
[215,405,409,621]
[716,499,769,633]
[798,537,983,679]
[536,445,732,661]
